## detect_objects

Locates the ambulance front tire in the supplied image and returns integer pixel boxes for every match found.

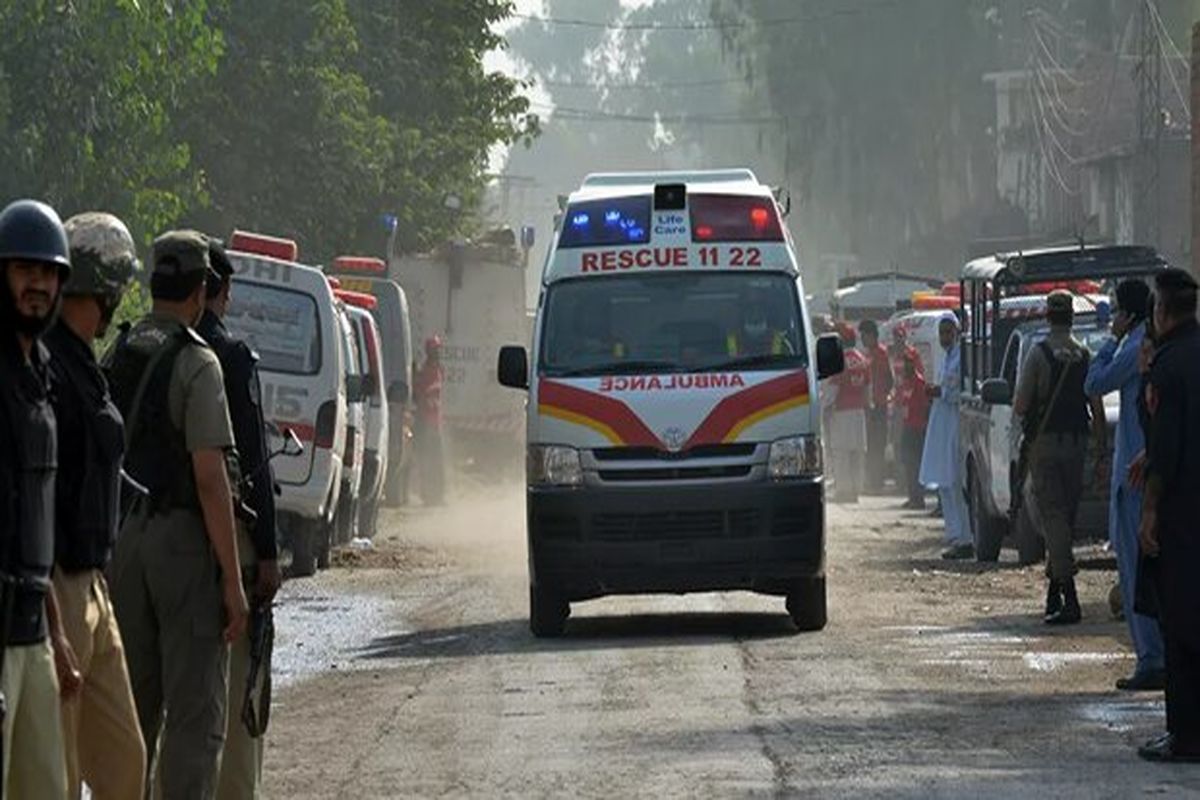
[529,584,569,638]
[291,522,318,578]
[786,577,827,632]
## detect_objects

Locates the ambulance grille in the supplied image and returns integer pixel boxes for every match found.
[591,508,761,541]
[597,465,751,482]
[592,444,756,462]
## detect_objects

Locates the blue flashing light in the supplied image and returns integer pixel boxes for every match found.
[604,209,622,225]
[571,212,590,228]
[627,227,646,240]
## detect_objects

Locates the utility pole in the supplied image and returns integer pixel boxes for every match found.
[1135,0,1164,249]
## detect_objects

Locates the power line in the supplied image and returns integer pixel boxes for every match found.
[510,0,903,33]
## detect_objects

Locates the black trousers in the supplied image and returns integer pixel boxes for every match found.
[1166,635,1200,748]
[865,408,888,490]
[900,426,925,505]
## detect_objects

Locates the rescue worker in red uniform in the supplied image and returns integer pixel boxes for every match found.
[858,320,893,493]
[826,325,869,503]
[413,336,446,505]
[895,350,930,509]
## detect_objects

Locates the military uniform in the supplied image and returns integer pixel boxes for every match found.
[0,199,72,799]
[106,232,238,799]
[1014,291,1092,623]
[48,212,147,799]
[197,241,277,800]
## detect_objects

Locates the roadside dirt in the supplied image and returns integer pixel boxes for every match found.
[262,486,1200,798]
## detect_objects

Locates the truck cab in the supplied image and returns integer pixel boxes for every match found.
[498,169,844,637]
[957,245,1169,563]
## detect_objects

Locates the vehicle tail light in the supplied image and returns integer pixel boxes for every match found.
[315,401,337,449]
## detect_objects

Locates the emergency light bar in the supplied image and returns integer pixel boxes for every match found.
[689,194,783,243]
[557,196,651,249]
[333,288,378,311]
[333,255,386,274]
[229,230,298,262]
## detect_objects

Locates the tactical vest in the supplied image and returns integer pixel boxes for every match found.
[1037,341,1090,436]
[48,330,125,571]
[0,341,57,643]
[106,322,201,516]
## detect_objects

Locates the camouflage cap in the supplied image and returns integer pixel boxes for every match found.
[63,212,141,297]
[1046,289,1074,316]
[152,230,210,279]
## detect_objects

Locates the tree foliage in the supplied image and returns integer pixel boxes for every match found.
[0,1,536,261]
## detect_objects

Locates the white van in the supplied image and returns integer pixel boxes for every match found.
[338,292,390,538]
[332,298,366,552]
[498,169,845,636]
[224,230,346,577]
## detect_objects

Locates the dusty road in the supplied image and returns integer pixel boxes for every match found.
[262,486,1200,798]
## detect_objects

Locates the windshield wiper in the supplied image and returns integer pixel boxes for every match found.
[553,359,678,377]
[689,353,800,373]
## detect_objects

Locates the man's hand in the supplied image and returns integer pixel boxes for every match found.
[1128,450,1148,491]
[254,559,282,605]
[51,632,83,698]
[222,576,249,643]
[1139,507,1159,557]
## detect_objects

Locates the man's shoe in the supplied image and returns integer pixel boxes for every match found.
[1045,578,1081,625]
[1138,734,1200,763]
[941,544,974,561]
[1044,580,1063,618]
[1116,670,1167,692]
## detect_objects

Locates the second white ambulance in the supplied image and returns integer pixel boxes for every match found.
[499,170,844,636]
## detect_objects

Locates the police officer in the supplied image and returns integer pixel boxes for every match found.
[1013,290,1106,624]
[106,231,248,799]
[196,238,281,800]
[45,213,147,798]
[1136,267,1200,763]
[0,199,71,798]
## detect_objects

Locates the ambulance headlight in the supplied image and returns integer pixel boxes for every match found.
[767,436,823,479]
[528,445,583,487]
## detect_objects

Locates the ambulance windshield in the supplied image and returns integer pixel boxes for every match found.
[540,274,806,377]
[225,282,322,375]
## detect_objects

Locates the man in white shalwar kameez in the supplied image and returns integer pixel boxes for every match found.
[919,313,974,559]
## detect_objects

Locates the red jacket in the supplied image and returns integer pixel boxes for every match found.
[834,348,870,411]
[896,363,929,429]
[866,343,893,410]
[414,360,444,429]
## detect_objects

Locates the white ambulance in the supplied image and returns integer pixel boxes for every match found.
[498,170,845,636]
[224,231,347,577]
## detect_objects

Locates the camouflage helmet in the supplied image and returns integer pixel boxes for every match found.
[62,212,141,298]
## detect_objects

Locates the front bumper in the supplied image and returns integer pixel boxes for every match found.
[528,479,825,601]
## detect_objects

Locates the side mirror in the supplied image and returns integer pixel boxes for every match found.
[283,428,304,457]
[816,334,845,380]
[981,378,1012,406]
[498,345,528,390]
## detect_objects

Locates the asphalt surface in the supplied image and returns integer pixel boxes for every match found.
[262,486,1200,798]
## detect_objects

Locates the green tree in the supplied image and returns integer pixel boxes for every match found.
[0,0,222,245]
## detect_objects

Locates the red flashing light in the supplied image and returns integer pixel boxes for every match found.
[688,194,783,242]
[750,207,771,230]
[229,230,298,262]
[333,255,386,274]
[333,289,378,311]
[695,224,714,240]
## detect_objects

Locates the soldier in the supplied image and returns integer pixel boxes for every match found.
[196,238,281,800]
[1136,268,1200,763]
[1013,290,1106,624]
[106,231,248,799]
[46,213,146,798]
[0,199,72,799]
